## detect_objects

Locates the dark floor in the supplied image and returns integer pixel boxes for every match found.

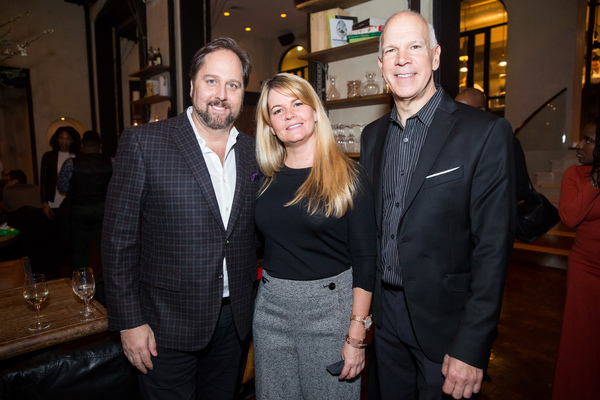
[477,261,565,400]
[358,260,566,400]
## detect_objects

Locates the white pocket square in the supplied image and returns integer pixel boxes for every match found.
[426,166,461,179]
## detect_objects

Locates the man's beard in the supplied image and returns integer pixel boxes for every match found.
[193,100,241,130]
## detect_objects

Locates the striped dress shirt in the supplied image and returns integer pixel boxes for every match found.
[381,87,443,286]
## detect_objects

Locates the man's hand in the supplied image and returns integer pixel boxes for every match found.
[121,324,158,374]
[41,203,54,220]
[441,354,483,399]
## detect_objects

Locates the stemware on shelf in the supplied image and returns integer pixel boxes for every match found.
[72,267,96,318]
[23,274,50,331]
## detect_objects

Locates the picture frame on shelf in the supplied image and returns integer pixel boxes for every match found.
[329,15,357,48]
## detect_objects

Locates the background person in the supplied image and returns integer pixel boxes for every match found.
[57,131,112,271]
[103,37,258,400]
[455,87,486,110]
[552,117,600,400]
[253,72,376,399]
[40,126,80,220]
[360,11,515,399]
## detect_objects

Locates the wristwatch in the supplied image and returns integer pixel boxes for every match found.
[350,314,372,329]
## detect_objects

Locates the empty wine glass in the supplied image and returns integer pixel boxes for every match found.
[72,268,96,317]
[23,274,50,330]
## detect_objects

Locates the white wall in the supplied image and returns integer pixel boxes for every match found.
[1,0,91,170]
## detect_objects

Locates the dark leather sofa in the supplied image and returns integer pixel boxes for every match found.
[1,333,140,400]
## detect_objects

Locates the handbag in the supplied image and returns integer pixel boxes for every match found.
[515,178,560,243]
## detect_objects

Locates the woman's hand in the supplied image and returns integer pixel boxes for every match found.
[338,339,366,381]
[41,202,54,220]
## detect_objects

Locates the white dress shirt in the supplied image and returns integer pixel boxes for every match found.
[187,106,237,298]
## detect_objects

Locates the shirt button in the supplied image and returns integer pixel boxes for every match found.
[403,137,409,143]
[328,283,336,290]
[218,273,224,279]
[226,240,230,245]
[387,266,392,271]
[395,202,400,207]
[391,234,395,239]
[400,170,405,176]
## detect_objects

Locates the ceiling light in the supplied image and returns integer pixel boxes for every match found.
[498,60,507,67]
[280,13,287,18]
[245,27,251,31]
[223,12,230,16]
[460,67,468,72]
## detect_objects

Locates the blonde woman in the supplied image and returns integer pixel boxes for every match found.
[253,73,376,399]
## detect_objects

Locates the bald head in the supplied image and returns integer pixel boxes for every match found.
[455,88,487,110]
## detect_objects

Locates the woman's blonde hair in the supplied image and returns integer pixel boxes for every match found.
[255,72,360,218]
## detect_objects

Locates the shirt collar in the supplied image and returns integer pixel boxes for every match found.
[389,84,443,128]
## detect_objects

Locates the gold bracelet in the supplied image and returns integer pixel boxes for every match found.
[345,334,367,349]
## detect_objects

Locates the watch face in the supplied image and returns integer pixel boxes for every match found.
[365,316,372,329]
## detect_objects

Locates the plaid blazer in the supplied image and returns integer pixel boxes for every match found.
[102,112,259,351]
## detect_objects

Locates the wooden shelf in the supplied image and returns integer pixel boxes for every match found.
[325,93,390,109]
[300,37,379,63]
[295,0,370,13]
[129,65,170,79]
[132,95,171,106]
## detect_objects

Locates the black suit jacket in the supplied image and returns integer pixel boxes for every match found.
[360,90,515,369]
[102,112,259,351]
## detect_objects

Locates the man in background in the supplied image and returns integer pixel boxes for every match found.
[58,131,112,270]
[455,87,487,110]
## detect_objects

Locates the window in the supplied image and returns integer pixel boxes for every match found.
[459,0,507,115]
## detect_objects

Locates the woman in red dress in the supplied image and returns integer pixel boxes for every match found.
[552,117,600,399]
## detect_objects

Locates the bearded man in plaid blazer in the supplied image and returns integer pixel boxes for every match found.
[102,38,259,400]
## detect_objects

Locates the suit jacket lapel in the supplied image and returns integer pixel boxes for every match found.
[170,113,226,232]
[226,136,252,236]
[403,92,458,215]
[372,112,392,229]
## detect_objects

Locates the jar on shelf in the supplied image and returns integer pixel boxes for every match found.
[347,80,361,98]
[361,72,380,96]
[326,75,341,101]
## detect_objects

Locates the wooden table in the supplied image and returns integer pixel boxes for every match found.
[0,233,18,248]
[0,278,108,360]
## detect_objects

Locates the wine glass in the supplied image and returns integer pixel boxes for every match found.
[23,274,50,330]
[72,268,96,317]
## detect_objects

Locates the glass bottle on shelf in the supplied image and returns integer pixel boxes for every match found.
[361,72,380,96]
[147,46,154,66]
[326,75,341,101]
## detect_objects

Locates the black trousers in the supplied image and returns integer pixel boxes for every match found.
[138,300,245,400]
[374,286,449,400]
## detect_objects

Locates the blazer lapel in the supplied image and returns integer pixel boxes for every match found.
[372,113,392,229]
[402,93,458,215]
[225,136,252,236]
[170,114,226,232]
